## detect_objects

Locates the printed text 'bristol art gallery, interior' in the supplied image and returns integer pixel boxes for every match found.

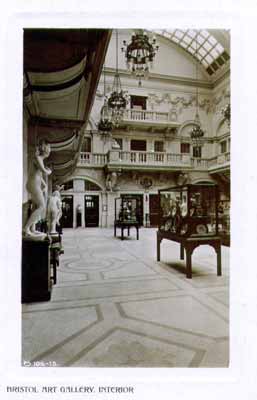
[22,28,230,367]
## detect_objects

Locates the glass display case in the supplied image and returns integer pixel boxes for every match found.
[158,183,220,237]
[218,199,230,245]
[115,197,139,224]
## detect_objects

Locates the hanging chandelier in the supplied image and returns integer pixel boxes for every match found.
[98,64,113,136]
[190,112,204,144]
[221,103,230,126]
[108,30,128,127]
[98,99,113,133]
[190,31,205,145]
[121,30,159,87]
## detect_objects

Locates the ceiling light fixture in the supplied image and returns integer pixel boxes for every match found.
[122,30,159,87]
[190,30,205,146]
[108,29,128,127]
[98,64,113,136]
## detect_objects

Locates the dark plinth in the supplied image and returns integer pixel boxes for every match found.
[114,220,140,240]
[157,230,222,279]
[50,239,63,285]
[22,237,52,303]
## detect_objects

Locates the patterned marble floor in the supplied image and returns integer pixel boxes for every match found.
[22,228,229,368]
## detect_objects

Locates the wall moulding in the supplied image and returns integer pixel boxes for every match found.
[96,80,213,101]
[147,93,212,114]
[116,170,177,190]
[213,86,230,115]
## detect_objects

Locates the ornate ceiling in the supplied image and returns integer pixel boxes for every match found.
[23,29,111,182]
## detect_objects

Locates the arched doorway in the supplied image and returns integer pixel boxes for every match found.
[84,195,99,227]
[60,195,73,228]
[84,180,102,227]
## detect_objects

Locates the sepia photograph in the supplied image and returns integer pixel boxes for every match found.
[21,28,230,368]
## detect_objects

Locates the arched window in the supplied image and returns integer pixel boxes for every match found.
[84,180,101,191]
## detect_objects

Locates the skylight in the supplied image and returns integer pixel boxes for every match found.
[153,29,230,76]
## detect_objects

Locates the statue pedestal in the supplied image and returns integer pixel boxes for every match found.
[22,237,52,303]
[23,231,47,241]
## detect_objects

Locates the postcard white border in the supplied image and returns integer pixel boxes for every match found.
[1,1,257,399]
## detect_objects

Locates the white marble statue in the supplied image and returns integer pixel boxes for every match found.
[47,190,62,234]
[106,172,118,192]
[23,141,52,240]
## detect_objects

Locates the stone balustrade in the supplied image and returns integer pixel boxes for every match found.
[208,152,230,168]
[191,158,210,169]
[123,109,172,123]
[208,156,218,167]
[78,151,230,171]
[79,152,107,166]
[109,150,191,167]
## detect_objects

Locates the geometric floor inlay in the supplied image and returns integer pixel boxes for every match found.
[22,305,99,365]
[22,227,230,367]
[68,328,198,367]
[119,295,229,339]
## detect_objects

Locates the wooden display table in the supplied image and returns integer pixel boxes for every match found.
[157,230,222,279]
[114,220,140,240]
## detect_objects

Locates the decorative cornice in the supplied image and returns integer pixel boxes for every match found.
[216,132,230,141]
[105,67,213,89]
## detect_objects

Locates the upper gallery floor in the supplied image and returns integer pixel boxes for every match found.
[90,69,230,141]
[78,29,230,177]
[23,29,230,186]
[88,30,230,140]
[78,125,230,175]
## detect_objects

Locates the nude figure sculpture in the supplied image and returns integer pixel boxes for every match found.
[47,189,62,234]
[23,141,52,240]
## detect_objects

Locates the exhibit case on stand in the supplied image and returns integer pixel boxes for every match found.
[218,198,230,246]
[156,183,223,278]
[114,197,140,240]
[115,196,139,224]
[158,183,220,237]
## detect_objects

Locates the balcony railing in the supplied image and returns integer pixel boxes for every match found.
[108,150,191,168]
[208,152,230,168]
[79,152,107,166]
[123,109,172,123]
[208,156,218,167]
[78,151,230,171]
[191,158,209,169]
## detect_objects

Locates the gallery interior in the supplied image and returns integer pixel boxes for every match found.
[22,28,230,367]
